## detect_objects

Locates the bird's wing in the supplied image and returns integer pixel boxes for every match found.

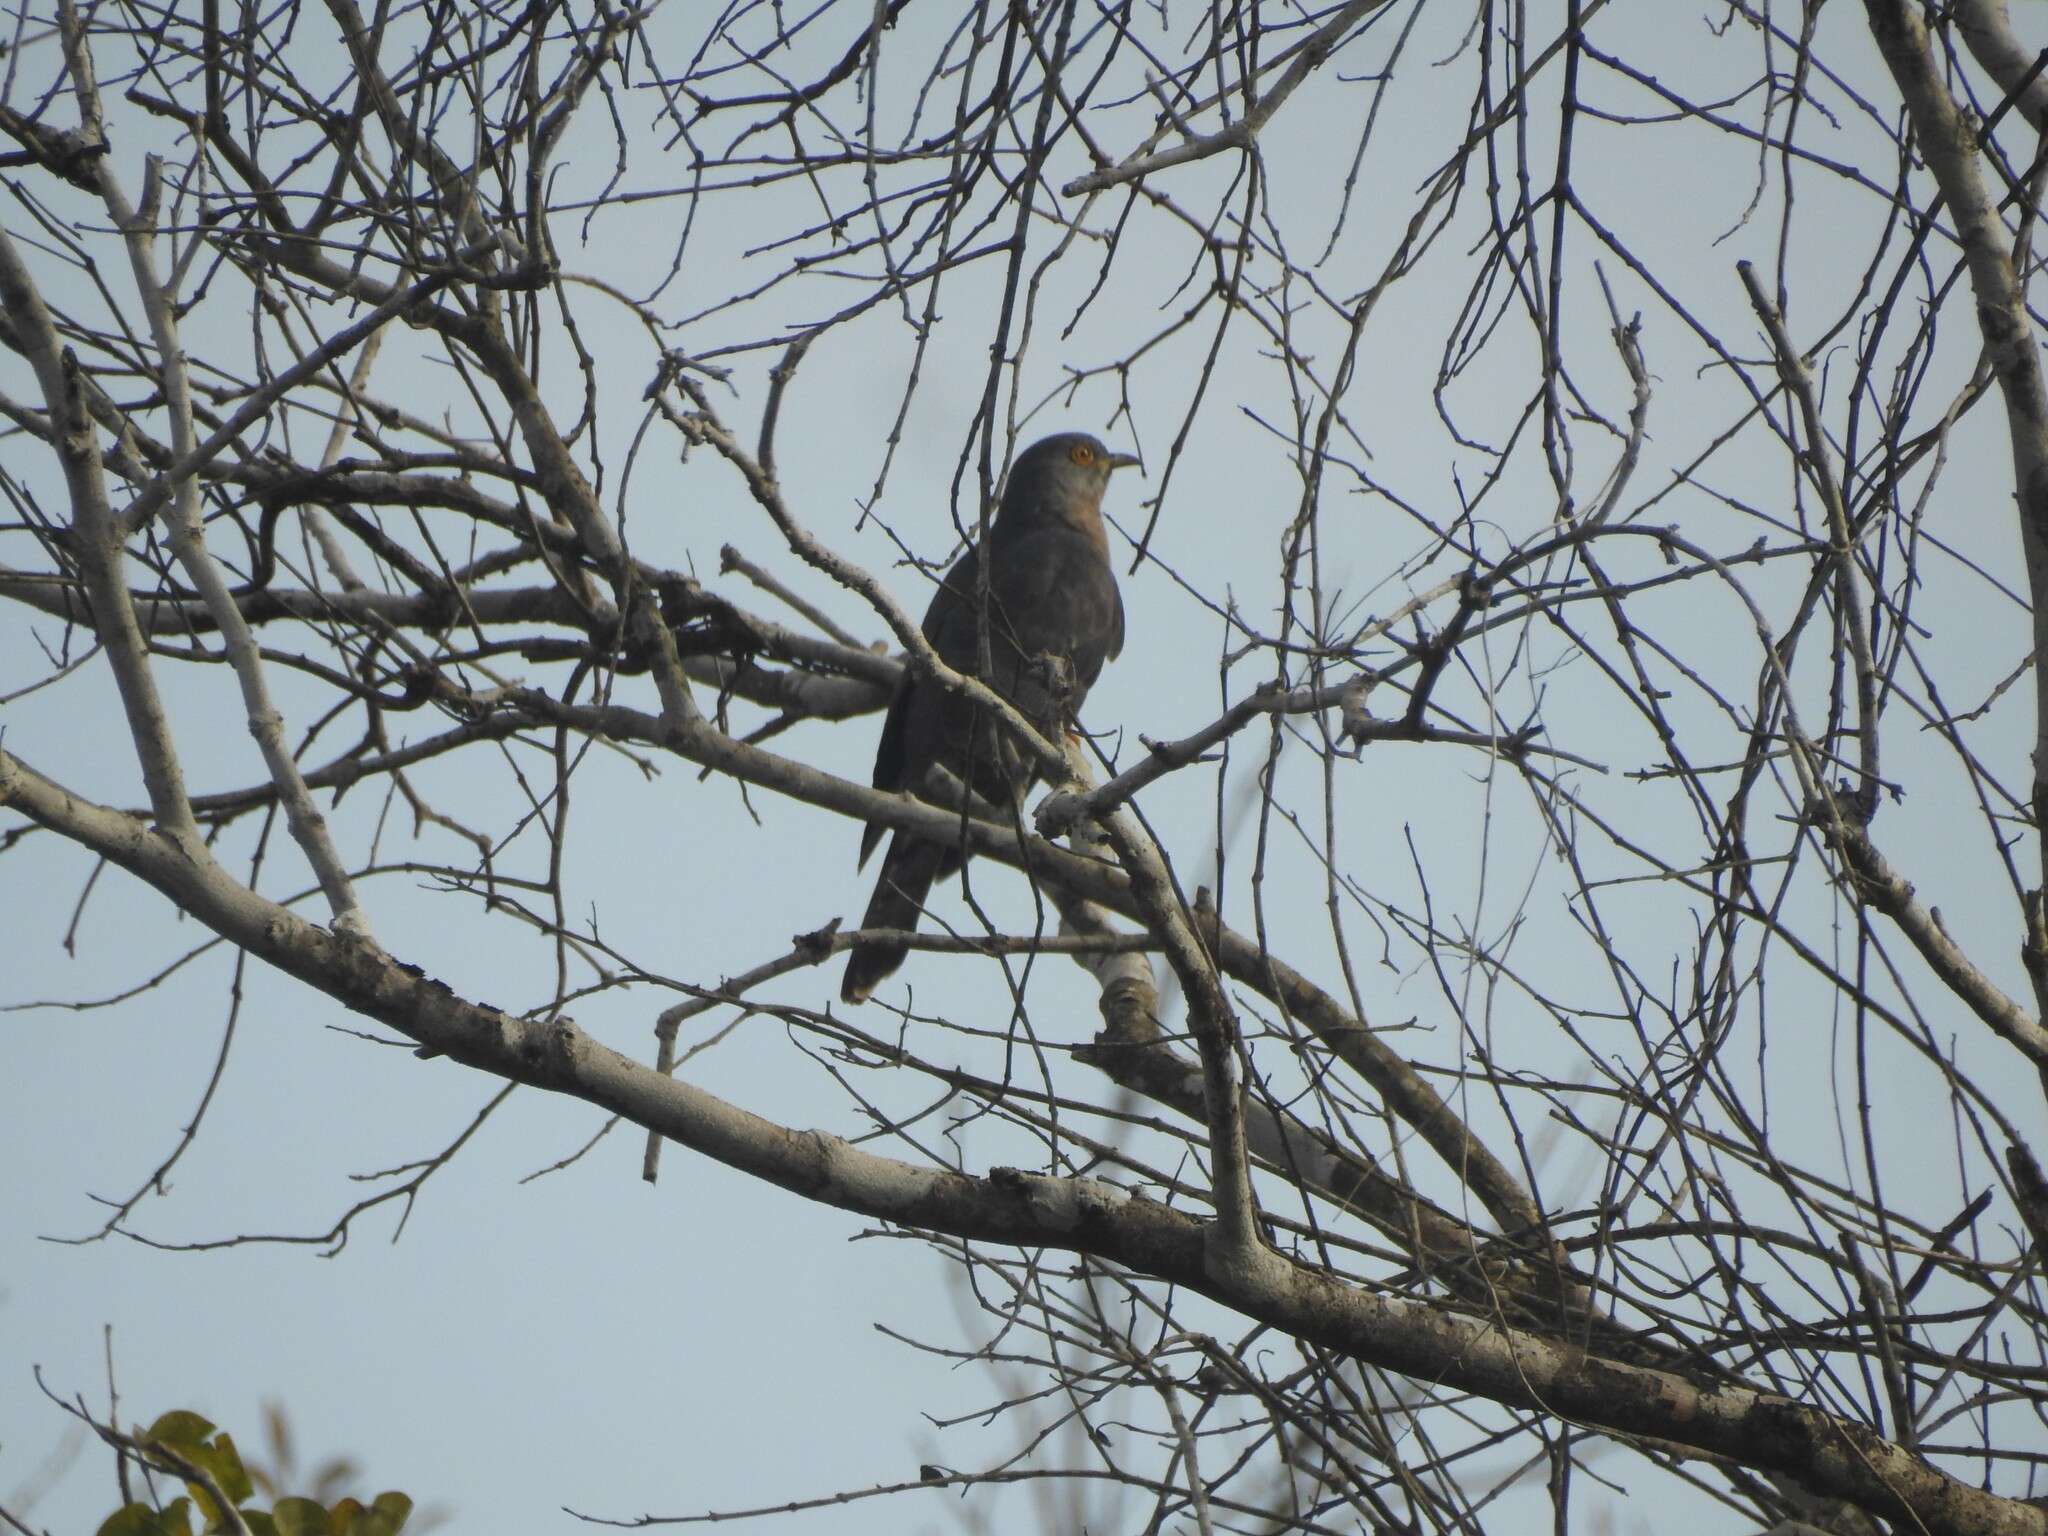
[859,677,911,869]
[860,546,983,869]
[922,545,984,666]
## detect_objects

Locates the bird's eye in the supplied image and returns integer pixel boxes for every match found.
[1070,442,1095,465]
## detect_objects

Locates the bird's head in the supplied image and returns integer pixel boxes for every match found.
[996,433,1142,534]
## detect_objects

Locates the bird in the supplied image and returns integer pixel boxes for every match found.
[841,431,1140,1005]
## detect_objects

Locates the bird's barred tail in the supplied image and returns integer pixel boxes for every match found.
[841,832,945,1004]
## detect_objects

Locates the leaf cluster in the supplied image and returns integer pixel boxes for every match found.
[97,1411,413,1536]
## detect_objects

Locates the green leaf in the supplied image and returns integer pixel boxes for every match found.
[351,1512,401,1536]
[216,1432,254,1503]
[146,1411,217,1450]
[97,1496,196,1536]
[97,1505,154,1536]
[269,1498,328,1536]
[329,1493,407,1536]
[191,1430,256,1507]
[186,1481,225,1534]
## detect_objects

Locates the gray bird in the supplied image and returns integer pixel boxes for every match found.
[842,432,1139,1005]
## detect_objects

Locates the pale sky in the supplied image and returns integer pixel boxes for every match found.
[4,3,2042,1532]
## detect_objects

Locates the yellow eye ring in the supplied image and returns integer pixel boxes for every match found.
[1069,442,1095,465]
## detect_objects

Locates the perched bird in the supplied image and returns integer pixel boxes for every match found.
[841,432,1140,1005]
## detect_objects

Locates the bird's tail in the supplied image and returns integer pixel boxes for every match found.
[841,832,950,1004]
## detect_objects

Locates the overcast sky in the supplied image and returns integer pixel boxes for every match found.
[5,3,2044,1532]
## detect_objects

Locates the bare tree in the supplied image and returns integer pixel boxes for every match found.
[3,1,2046,1533]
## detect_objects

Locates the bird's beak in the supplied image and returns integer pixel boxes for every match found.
[1106,451,1143,474]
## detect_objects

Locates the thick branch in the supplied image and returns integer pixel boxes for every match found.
[1,746,2038,1536]
[505,688,1550,1239]
[1954,1,2048,136]
[1862,0,2048,1038]
[0,224,196,839]
[92,50,369,936]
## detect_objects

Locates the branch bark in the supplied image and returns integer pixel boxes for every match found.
[2,745,2038,1536]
